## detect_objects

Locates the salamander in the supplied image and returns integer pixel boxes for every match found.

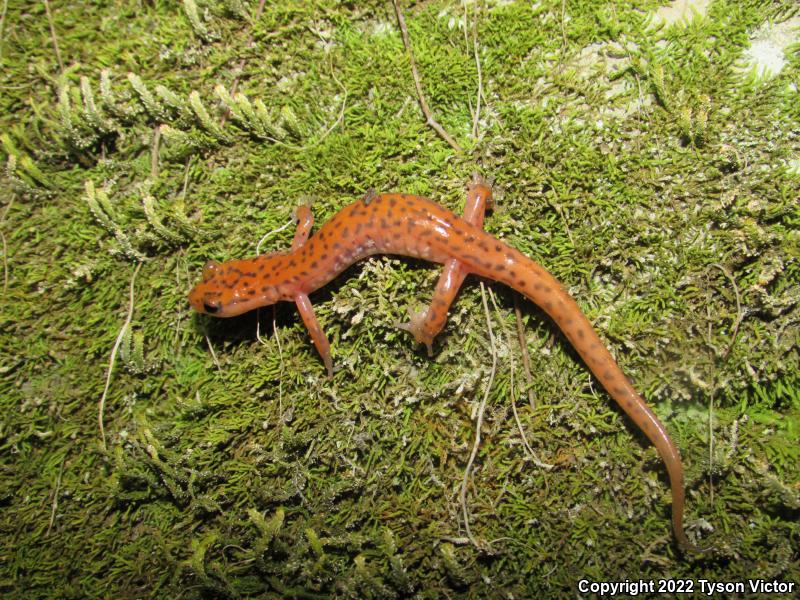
[188,175,702,552]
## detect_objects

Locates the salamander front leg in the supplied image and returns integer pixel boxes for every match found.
[291,205,314,251]
[294,293,333,378]
[398,175,494,355]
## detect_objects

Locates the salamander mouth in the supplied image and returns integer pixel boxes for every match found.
[190,292,278,318]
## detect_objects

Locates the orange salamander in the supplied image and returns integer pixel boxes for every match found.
[189,175,702,552]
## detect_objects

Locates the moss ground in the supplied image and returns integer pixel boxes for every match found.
[1,1,798,597]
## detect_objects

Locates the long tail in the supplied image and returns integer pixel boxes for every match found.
[459,237,700,551]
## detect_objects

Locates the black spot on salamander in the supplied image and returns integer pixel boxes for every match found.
[509,270,517,279]
[393,232,402,240]
[462,254,492,269]
[380,218,388,228]
[603,369,614,380]
[318,230,326,240]
[389,197,397,207]
[543,286,552,294]
[495,264,506,272]
[590,342,601,350]
[518,279,526,288]
[434,297,447,306]
[399,205,407,213]
[614,386,628,397]
[355,223,363,235]
[577,329,586,339]
[261,285,271,292]
[332,219,343,229]
[320,253,328,260]
[243,272,256,278]
[310,261,318,269]
[341,227,350,239]
[494,244,502,252]
[257,263,266,271]
[333,242,341,249]
[247,289,256,296]
[543,300,553,310]
[288,259,296,267]
[393,219,402,227]
[419,229,432,237]
[478,240,489,251]
[465,235,476,243]
[299,271,309,278]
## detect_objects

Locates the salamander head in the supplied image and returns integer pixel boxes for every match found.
[188,257,283,317]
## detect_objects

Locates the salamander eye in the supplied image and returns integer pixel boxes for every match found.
[202,260,221,281]
[203,300,221,314]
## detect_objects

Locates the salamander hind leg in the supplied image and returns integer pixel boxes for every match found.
[397,260,464,356]
[398,176,494,354]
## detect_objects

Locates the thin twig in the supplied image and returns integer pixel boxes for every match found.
[513,296,536,409]
[180,157,192,201]
[98,262,142,450]
[205,334,221,371]
[392,0,462,153]
[273,307,284,423]
[43,0,65,76]
[47,456,66,536]
[706,263,743,503]
[469,2,483,139]
[255,216,294,255]
[314,52,349,141]
[710,263,743,361]
[488,290,552,470]
[460,283,496,548]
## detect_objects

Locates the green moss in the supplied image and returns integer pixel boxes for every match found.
[1,0,798,597]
